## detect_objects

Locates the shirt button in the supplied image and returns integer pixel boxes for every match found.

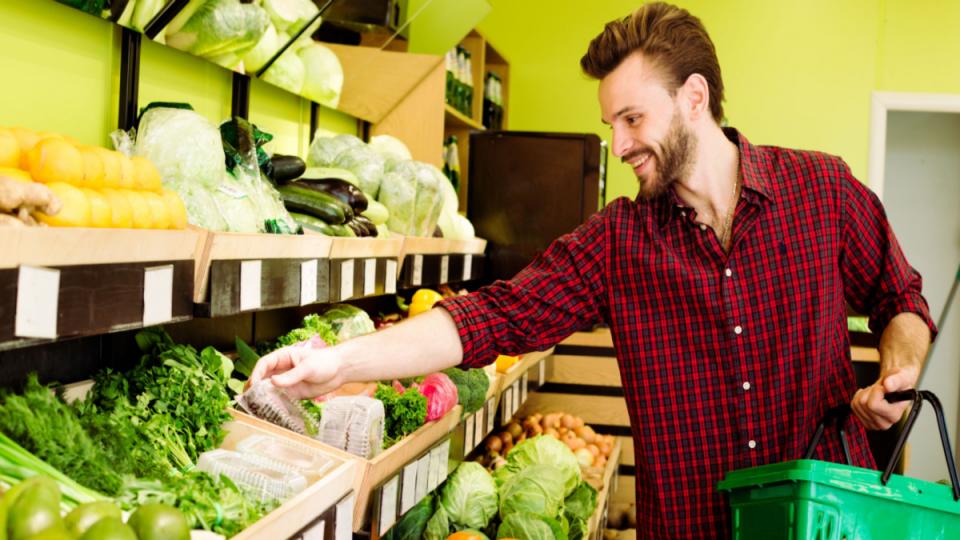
[681,211,687,218]
[725,268,733,277]
[742,381,751,390]
[699,224,707,231]
[748,440,757,449]
[734,325,743,335]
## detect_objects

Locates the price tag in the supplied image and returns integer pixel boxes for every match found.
[439,255,449,283]
[363,258,377,296]
[335,494,355,540]
[428,446,445,491]
[379,476,400,536]
[415,455,430,502]
[437,439,451,483]
[501,387,513,424]
[486,398,496,433]
[412,254,423,286]
[463,415,475,454]
[539,359,547,387]
[462,254,473,281]
[143,264,174,326]
[300,259,318,306]
[521,372,529,404]
[400,462,418,514]
[303,520,325,540]
[239,260,262,311]
[340,259,355,300]
[473,410,485,449]
[385,259,398,294]
[15,265,60,339]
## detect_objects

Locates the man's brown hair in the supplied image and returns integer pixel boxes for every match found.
[580,2,725,123]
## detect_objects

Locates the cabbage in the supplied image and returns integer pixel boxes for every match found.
[499,465,567,519]
[263,0,318,34]
[166,0,269,59]
[320,304,375,342]
[496,436,582,497]
[424,506,450,540]
[135,107,226,189]
[333,145,385,197]
[563,483,598,521]
[242,23,280,72]
[439,211,475,240]
[438,462,498,530]
[262,50,306,95]
[496,513,568,540]
[413,164,445,236]
[378,168,416,235]
[370,135,413,162]
[168,180,228,231]
[211,179,261,232]
[307,134,364,167]
[566,518,588,540]
[300,43,344,108]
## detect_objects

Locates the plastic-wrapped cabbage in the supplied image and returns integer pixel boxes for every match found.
[307,134,364,167]
[320,304,375,342]
[370,135,413,162]
[262,49,306,95]
[264,0,319,33]
[378,168,416,236]
[242,23,280,73]
[168,180,228,231]
[413,164,445,237]
[438,462,498,530]
[300,43,343,108]
[333,145,385,197]
[166,0,269,59]
[438,210,475,240]
[135,107,226,189]
[212,178,261,232]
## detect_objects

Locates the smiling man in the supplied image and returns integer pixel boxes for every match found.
[252,3,937,537]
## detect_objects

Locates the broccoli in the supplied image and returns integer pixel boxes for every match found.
[442,367,490,415]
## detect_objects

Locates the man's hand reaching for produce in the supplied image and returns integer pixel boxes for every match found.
[251,345,343,400]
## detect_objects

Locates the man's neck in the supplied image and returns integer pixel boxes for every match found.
[673,125,740,221]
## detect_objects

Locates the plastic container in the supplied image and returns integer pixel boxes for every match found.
[236,380,319,437]
[319,396,385,459]
[236,434,336,482]
[197,448,309,504]
[719,390,960,539]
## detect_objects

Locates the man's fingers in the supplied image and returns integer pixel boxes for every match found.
[272,359,315,388]
[251,347,299,383]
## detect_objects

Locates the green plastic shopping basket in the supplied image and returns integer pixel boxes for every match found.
[718,390,960,540]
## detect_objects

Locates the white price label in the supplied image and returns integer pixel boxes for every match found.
[439,255,449,284]
[385,259,398,295]
[463,415,475,454]
[473,410,485,449]
[462,254,473,281]
[239,260,262,311]
[521,372,529,404]
[400,462,418,514]
[512,381,522,416]
[379,476,400,536]
[439,439,451,480]
[364,258,376,296]
[486,398,496,433]
[539,359,547,386]
[300,259,318,306]
[303,520,325,540]
[428,446,446,491]
[335,494,355,540]
[412,254,423,286]
[340,259,355,300]
[15,265,60,339]
[500,388,512,424]
[415,455,430,502]
[143,265,174,326]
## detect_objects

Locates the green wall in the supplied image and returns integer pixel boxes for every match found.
[0,0,357,154]
[477,0,960,203]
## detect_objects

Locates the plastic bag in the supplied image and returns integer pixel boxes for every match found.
[307,134,364,167]
[332,145,386,198]
[166,0,269,60]
[134,107,226,189]
[378,167,417,236]
[412,163,444,237]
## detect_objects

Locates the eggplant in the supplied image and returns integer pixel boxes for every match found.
[352,215,378,237]
[270,154,306,184]
[294,177,368,213]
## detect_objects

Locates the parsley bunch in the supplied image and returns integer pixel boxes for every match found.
[374,383,427,448]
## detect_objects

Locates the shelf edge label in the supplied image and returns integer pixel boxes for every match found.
[15,265,60,340]
[143,264,174,326]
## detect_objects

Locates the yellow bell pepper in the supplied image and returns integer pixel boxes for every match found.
[495,354,520,373]
[408,288,444,317]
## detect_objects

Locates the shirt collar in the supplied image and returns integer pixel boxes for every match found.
[650,127,774,229]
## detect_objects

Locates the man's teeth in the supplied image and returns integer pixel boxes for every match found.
[630,153,651,168]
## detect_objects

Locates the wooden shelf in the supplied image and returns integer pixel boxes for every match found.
[445,104,485,131]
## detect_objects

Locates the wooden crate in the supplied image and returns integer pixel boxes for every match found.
[398,237,487,288]
[587,440,623,540]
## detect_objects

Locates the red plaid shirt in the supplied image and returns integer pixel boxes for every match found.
[440,129,937,538]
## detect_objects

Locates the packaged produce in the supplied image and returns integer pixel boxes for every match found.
[165,0,270,63]
[235,434,335,481]
[298,43,344,108]
[237,379,319,437]
[318,396,385,458]
[307,134,364,168]
[196,449,308,504]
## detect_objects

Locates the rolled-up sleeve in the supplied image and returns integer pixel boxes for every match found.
[438,201,616,368]
[839,167,937,339]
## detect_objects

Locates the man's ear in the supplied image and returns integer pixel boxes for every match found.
[681,73,710,121]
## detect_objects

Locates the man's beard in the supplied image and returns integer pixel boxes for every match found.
[630,111,697,200]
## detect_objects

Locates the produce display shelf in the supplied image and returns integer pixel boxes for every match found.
[328,237,405,302]
[445,104,485,131]
[452,365,502,460]
[587,440,623,540]
[232,404,463,533]
[496,348,554,425]
[0,227,202,351]
[399,237,487,289]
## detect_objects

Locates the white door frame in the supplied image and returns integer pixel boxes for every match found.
[869,91,960,201]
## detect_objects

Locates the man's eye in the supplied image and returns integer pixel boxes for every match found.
[626,116,640,125]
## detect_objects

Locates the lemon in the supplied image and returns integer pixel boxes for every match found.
[117,156,135,189]
[100,188,133,228]
[28,138,83,185]
[131,156,163,192]
[122,190,153,229]
[0,128,20,168]
[142,191,170,229]
[79,147,106,189]
[80,188,112,228]
[161,189,188,229]
[36,182,90,227]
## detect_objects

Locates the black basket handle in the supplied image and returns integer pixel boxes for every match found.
[806,390,960,501]
[883,389,960,501]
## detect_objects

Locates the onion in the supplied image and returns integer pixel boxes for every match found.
[574,447,594,467]
[486,436,502,453]
[561,414,576,429]
[587,444,600,457]
[594,455,607,469]
[544,427,560,439]
[501,432,514,446]
[577,425,597,444]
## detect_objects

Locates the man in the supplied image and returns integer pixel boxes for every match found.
[252,3,936,537]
